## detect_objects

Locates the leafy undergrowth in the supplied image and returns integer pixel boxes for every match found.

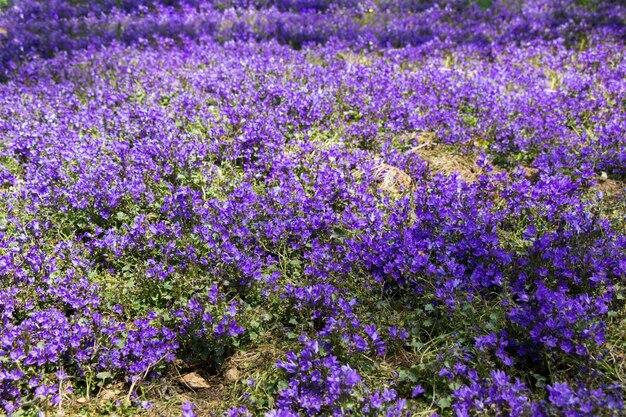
[1,1,626,416]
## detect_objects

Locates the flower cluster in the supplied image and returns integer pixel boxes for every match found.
[0,0,625,416]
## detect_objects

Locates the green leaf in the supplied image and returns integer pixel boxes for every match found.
[475,0,492,11]
[410,340,423,349]
[437,396,452,409]
[96,371,112,380]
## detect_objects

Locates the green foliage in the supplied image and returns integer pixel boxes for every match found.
[474,0,493,10]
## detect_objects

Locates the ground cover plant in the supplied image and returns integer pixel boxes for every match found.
[0,0,625,416]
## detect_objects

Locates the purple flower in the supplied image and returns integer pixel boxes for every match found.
[182,401,196,417]
[412,385,425,398]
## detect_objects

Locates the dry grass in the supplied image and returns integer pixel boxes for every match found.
[582,174,625,232]
[143,366,229,417]
[592,177,625,196]
[410,143,485,183]
[373,163,413,194]
[352,140,493,196]
[225,343,285,381]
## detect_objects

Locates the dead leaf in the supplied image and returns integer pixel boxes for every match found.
[180,372,210,389]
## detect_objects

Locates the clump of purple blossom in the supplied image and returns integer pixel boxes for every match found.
[1,0,625,416]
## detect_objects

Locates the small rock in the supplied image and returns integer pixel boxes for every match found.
[224,367,240,383]
[180,372,210,389]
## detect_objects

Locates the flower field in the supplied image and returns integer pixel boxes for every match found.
[0,1,625,416]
